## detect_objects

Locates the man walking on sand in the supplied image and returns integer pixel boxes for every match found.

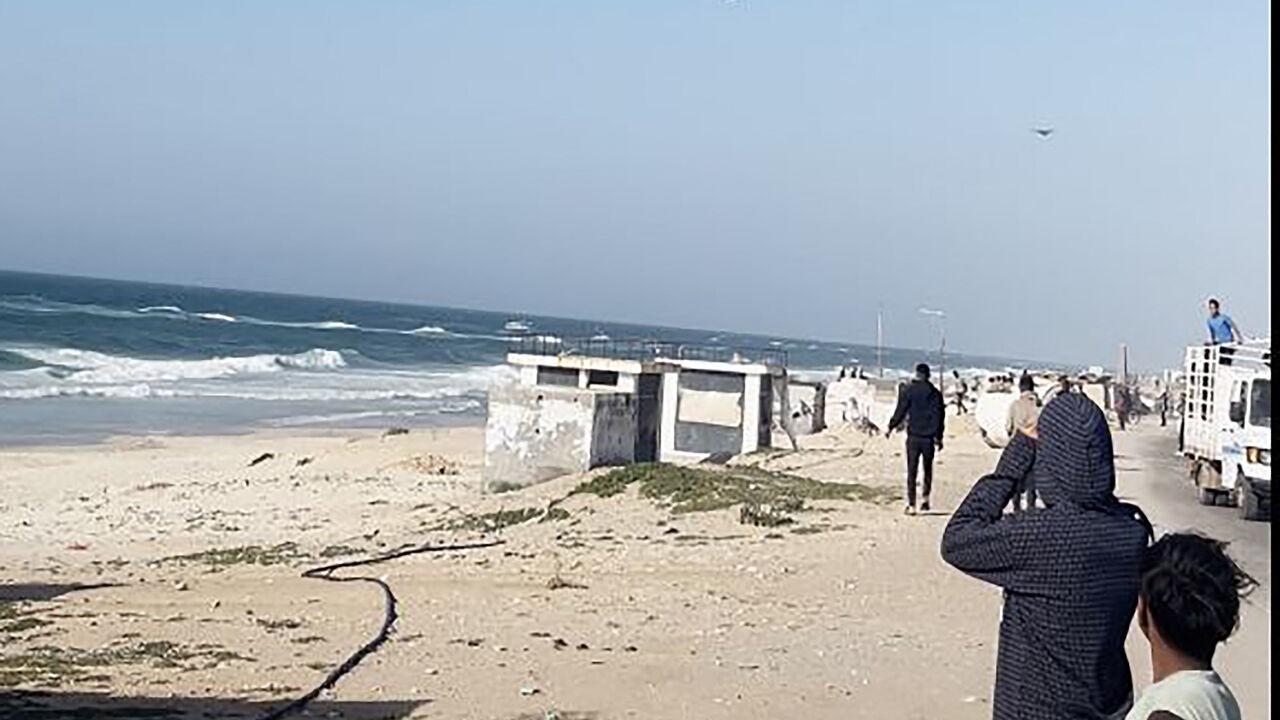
[942,394,1152,720]
[887,363,945,515]
[1005,373,1041,512]
[953,370,970,415]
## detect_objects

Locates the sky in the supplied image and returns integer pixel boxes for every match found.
[0,1,1270,367]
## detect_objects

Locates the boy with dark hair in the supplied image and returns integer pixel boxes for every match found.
[1127,533,1256,720]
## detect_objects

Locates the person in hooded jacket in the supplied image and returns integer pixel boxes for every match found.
[942,393,1153,720]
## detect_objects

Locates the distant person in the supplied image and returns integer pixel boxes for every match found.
[1205,299,1241,345]
[886,363,945,515]
[952,370,970,415]
[1158,384,1170,428]
[942,394,1153,720]
[1115,385,1130,432]
[1005,373,1042,512]
[1127,533,1255,720]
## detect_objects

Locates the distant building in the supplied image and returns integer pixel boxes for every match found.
[484,338,789,490]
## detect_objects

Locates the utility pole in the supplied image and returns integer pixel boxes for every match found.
[877,307,884,379]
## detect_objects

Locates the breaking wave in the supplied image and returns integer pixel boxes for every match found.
[0,346,512,404]
[7,347,348,383]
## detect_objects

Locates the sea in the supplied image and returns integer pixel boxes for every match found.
[0,270,1039,445]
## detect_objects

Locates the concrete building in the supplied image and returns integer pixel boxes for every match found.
[484,339,788,490]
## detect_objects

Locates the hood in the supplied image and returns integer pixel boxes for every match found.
[1034,393,1118,509]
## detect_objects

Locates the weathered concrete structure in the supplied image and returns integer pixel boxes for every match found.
[484,339,788,490]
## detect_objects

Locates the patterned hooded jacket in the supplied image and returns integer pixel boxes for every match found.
[942,394,1152,719]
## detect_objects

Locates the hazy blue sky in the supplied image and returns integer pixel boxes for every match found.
[0,1,1270,366]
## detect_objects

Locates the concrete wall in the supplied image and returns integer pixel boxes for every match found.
[485,383,636,490]
[672,370,745,456]
[590,393,638,468]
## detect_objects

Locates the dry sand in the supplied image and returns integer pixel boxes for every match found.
[0,417,1264,719]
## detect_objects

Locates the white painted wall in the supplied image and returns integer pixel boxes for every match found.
[741,374,761,454]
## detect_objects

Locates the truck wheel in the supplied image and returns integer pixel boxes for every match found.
[1237,478,1263,521]
[1197,487,1221,506]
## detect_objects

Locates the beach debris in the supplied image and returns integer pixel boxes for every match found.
[248,452,275,467]
[66,542,89,551]
[173,581,189,592]
[391,453,458,475]
[295,456,314,467]
[546,574,588,591]
[738,500,801,527]
[519,683,541,696]
[383,427,410,437]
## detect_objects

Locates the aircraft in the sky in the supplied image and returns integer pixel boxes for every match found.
[1031,127,1055,139]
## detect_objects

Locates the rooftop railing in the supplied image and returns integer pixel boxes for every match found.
[513,336,788,367]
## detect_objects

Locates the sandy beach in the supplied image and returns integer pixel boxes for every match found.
[1,417,1269,719]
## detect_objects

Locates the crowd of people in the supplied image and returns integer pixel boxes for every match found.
[876,296,1260,718]
[880,350,1254,720]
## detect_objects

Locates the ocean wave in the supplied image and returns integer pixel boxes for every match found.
[0,383,491,403]
[0,295,138,320]
[7,295,488,340]
[6,347,348,384]
[0,348,513,405]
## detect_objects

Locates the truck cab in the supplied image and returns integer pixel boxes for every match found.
[1221,372,1271,519]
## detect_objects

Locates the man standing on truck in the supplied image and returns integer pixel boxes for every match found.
[1206,298,1242,345]
[887,363,945,516]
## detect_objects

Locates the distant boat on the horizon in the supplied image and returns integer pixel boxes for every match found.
[503,318,533,333]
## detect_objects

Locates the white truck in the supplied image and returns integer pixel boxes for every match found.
[1181,341,1271,520]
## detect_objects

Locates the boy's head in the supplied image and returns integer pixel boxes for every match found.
[1138,533,1257,664]
[1019,374,1035,393]
[915,363,931,381]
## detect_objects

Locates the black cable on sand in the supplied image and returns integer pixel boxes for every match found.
[255,538,505,720]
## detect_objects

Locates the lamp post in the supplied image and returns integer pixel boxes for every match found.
[919,308,947,394]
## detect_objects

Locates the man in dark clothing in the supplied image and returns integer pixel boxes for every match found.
[887,363,945,515]
[941,394,1152,720]
[1115,385,1130,431]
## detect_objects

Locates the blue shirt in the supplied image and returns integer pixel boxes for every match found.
[1208,313,1237,344]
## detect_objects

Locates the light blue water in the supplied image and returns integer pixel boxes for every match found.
[0,270,1041,444]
